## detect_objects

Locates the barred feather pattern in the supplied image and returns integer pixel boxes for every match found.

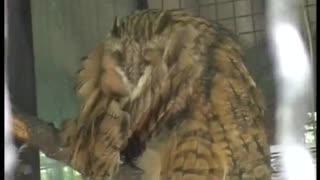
[61,9,271,180]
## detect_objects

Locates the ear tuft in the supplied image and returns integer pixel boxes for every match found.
[153,12,171,35]
[111,16,121,37]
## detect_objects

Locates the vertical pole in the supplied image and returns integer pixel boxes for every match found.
[267,0,316,179]
[6,0,41,179]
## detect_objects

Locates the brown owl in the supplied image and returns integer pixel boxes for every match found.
[59,9,271,180]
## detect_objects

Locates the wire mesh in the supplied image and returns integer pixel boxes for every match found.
[148,0,267,48]
[149,0,316,51]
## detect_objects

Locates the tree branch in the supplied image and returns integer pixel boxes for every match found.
[11,109,70,164]
[10,106,144,179]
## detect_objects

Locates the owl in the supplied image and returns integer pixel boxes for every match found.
[59,9,271,180]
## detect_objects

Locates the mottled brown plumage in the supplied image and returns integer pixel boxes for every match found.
[60,9,271,180]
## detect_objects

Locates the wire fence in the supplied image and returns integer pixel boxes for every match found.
[149,0,316,50]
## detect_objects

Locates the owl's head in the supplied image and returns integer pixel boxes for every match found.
[77,13,184,119]
[99,16,169,103]
[76,16,163,123]
[100,25,142,102]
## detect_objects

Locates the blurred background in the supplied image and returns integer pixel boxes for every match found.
[6,0,316,179]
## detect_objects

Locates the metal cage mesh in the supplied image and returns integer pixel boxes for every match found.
[148,0,316,51]
[149,0,266,48]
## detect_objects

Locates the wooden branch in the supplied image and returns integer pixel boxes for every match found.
[11,108,70,164]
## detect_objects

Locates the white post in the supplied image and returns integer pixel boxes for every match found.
[267,0,316,179]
